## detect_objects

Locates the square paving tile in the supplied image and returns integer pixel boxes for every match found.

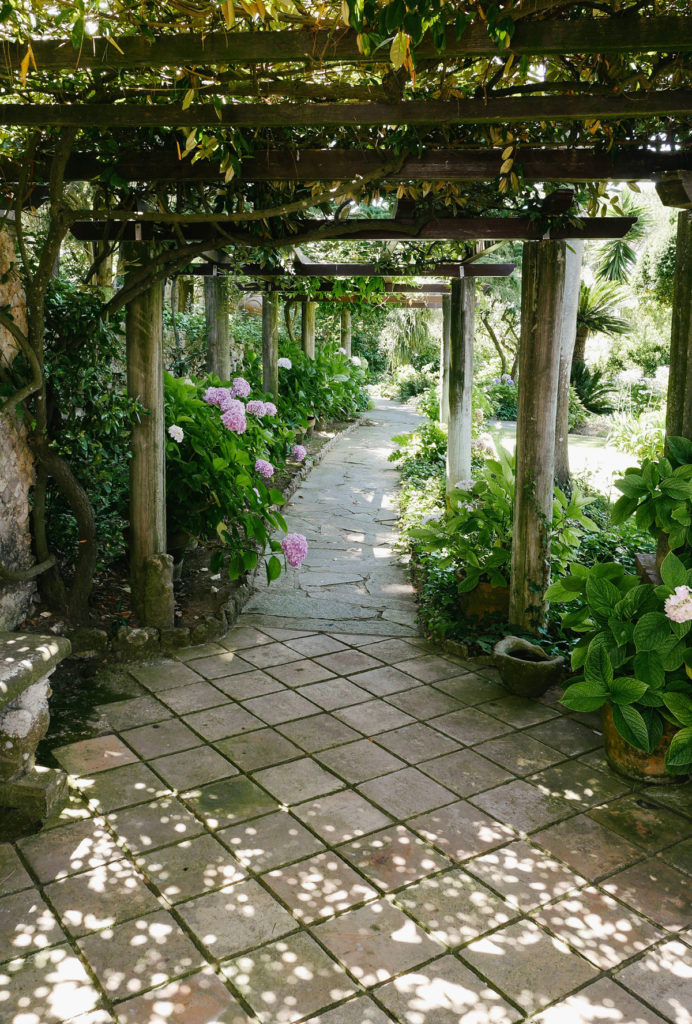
[386,687,465,720]
[262,851,377,923]
[317,739,406,784]
[528,759,630,810]
[375,722,459,764]
[479,695,560,728]
[184,652,254,679]
[524,717,602,756]
[376,954,520,1024]
[254,758,344,805]
[120,719,200,760]
[115,968,253,1023]
[242,690,321,725]
[409,800,515,863]
[602,857,691,930]
[393,656,461,683]
[460,918,599,1016]
[533,814,645,881]
[339,825,451,892]
[0,945,101,1023]
[357,639,427,664]
[286,634,348,658]
[348,666,422,697]
[278,713,361,752]
[303,995,393,1023]
[432,673,507,704]
[316,650,384,676]
[420,748,513,798]
[293,790,392,843]
[240,642,304,669]
[136,834,246,904]
[260,626,318,641]
[223,930,355,1023]
[221,625,274,650]
[431,708,512,746]
[312,899,444,987]
[219,810,325,872]
[0,888,65,962]
[534,885,662,969]
[393,870,515,948]
[298,678,371,711]
[18,819,123,882]
[465,840,585,913]
[216,728,303,771]
[359,767,457,820]
[77,909,204,1001]
[45,859,159,937]
[149,746,237,790]
[533,977,669,1024]
[130,661,203,692]
[184,777,278,829]
[73,762,170,813]
[265,659,336,687]
[470,780,575,834]
[101,696,172,731]
[107,796,204,854]
[157,681,227,715]
[53,735,138,776]
[176,643,227,661]
[0,843,33,894]
[642,781,692,821]
[660,837,692,876]
[176,879,297,959]
[182,704,263,741]
[336,700,416,735]
[616,939,692,1024]
[588,794,688,853]
[474,733,565,776]
[211,669,285,700]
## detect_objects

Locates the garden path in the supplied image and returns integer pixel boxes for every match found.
[1,401,690,1024]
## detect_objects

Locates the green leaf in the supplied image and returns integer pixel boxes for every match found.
[571,639,590,671]
[611,704,650,752]
[662,693,692,726]
[560,681,608,713]
[608,677,648,706]
[268,488,286,505]
[660,552,688,589]
[610,494,639,524]
[661,639,687,672]
[666,436,692,466]
[266,555,282,582]
[632,612,672,652]
[665,727,692,771]
[616,473,648,498]
[608,617,633,646]
[584,644,613,687]
[633,650,665,689]
[242,550,258,572]
[545,580,577,602]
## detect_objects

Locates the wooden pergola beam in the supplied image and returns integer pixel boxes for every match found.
[5,19,690,72]
[185,261,516,279]
[3,91,690,128]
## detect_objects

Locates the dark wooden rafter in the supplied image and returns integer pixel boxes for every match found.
[3,18,690,72]
[3,92,691,128]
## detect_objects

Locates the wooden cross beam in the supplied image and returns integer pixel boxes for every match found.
[183,260,515,278]
[656,171,692,209]
[188,270,453,293]
[4,18,690,72]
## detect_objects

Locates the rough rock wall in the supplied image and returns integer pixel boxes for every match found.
[0,227,35,628]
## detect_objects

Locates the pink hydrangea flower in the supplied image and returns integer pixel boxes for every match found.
[246,400,265,416]
[278,357,292,369]
[281,532,308,568]
[203,386,227,406]
[665,585,692,623]
[262,402,278,417]
[230,377,251,399]
[292,444,307,462]
[255,458,274,479]
[221,400,247,433]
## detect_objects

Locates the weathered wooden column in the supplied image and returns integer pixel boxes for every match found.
[177,277,194,313]
[510,240,567,631]
[125,249,174,629]
[439,292,451,424]
[445,278,475,494]
[205,274,231,380]
[666,211,692,440]
[263,289,279,397]
[554,239,584,487]
[301,300,316,358]
[340,307,352,356]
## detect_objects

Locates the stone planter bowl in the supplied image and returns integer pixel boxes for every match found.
[493,636,564,698]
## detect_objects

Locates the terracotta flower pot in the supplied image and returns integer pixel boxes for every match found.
[601,705,686,784]
[458,581,510,621]
[493,636,564,698]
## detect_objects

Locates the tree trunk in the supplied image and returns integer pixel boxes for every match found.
[554,239,584,488]
[445,278,475,493]
[439,293,451,424]
[572,324,588,366]
[666,211,692,441]
[301,300,316,358]
[126,256,174,628]
[205,274,230,380]
[177,277,194,313]
[340,307,352,357]
[263,290,279,397]
[510,240,566,632]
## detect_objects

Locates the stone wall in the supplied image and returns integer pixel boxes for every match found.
[0,226,35,629]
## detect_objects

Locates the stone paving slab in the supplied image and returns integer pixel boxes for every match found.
[5,401,691,1024]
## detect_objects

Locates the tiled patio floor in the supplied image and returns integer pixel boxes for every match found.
[2,402,690,1024]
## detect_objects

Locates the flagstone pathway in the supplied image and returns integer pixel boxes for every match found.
[1,401,690,1024]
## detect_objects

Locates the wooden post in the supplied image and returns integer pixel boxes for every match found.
[554,239,584,488]
[445,278,475,493]
[510,240,567,632]
[440,293,451,424]
[666,211,692,440]
[340,306,352,356]
[263,289,279,397]
[177,277,194,313]
[205,274,231,379]
[125,248,174,628]
[301,300,316,358]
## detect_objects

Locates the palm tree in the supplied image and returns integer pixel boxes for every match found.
[573,282,631,365]
[593,195,651,285]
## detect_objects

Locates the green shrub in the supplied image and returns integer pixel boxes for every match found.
[483,374,517,420]
[571,363,615,416]
[608,411,666,462]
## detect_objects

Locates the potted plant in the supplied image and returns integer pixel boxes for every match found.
[493,636,565,697]
[546,552,692,782]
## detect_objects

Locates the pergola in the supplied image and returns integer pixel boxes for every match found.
[1,1,691,632]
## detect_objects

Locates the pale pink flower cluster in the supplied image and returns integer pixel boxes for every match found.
[203,386,229,407]
[255,458,274,479]
[278,357,292,369]
[281,532,308,567]
[292,444,307,462]
[664,585,692,623]
[221,399,247,434]
[168,424,184,443]
[263,401,278,417]
[230,377,251,398]
[246,400,265,416]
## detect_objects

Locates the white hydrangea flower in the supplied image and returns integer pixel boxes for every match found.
[168,424,184,443]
